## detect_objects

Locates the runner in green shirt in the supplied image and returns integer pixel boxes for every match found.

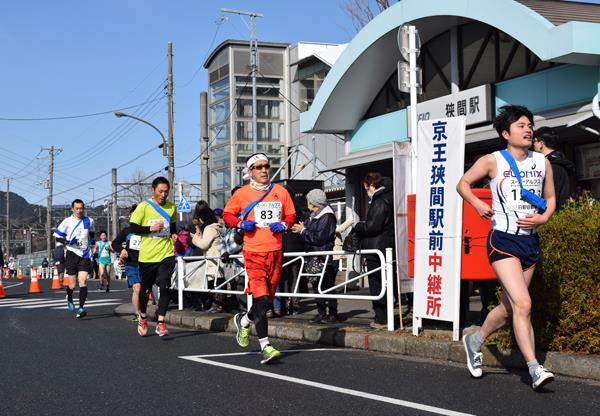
[128,177,177,337]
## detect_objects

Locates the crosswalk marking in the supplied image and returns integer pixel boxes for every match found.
[50,302,122,310]
[0,297,124,310]
[14,299,121,309]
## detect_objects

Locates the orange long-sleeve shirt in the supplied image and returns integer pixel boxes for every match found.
[223,183,295,253]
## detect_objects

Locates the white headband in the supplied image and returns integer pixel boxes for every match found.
[246,153,269,169]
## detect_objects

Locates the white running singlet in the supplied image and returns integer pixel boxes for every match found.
[490,150,545,235]
[53,216,95,259]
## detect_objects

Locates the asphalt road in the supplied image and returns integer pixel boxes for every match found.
[1,278,598,416]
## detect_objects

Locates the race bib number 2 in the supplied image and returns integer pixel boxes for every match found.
[129,235,142,250]
[254,201,282,227]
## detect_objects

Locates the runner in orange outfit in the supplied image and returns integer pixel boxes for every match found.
[223,153,295,364]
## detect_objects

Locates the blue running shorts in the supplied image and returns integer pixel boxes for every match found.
[486,229,540,270]
[125,264,141,287]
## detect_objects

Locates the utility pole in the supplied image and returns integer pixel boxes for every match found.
[4,177,10,258]
[42,145,62,260]
[111,168,118,237]
[200,91,210,200]
[167,41,175,201]
[221,8,263,153]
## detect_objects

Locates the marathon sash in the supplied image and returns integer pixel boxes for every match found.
[241,183,274,220]
[145,199,173,223]
[500,150,547,213]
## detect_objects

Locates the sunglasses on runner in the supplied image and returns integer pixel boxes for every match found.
[251,164,270,170]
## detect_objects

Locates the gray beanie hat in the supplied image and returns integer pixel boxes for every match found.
[306,189,327,207]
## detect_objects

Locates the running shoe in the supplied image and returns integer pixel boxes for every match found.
[66,296,75,312]
[234,312,250,348]
[531,366,554,390]
[132,314,139,323]
[155,322,169,337]
[137,318,148,337]
[105,286,110,293]
[462,333,483,378]
[75,307,87,319]
[260,345,281,364]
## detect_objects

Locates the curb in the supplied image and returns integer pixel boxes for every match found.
[114,304,600,382]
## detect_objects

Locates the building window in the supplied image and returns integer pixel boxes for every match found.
[236,76,282,98]
[210,77,229,102]
[210,100,230,125]
[209,145,230,170]
[297,59,330,111]
[236,121,283,142]
[210,168,231,190]
[236,99,282,120]
[209,123,229,146]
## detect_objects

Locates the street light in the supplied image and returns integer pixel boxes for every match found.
[114,112,174,201]
[114,112,168,157]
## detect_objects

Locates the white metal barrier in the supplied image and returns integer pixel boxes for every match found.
[176,248,395,331]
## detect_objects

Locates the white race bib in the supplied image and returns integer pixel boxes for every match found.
[129,235,142,250]
[254,201,282,227]
[148,219,170,238]
[505,177,543,213]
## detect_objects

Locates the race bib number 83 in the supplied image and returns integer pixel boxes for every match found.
[254,201,282,227]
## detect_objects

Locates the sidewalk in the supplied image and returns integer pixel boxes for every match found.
[114,295,600,382]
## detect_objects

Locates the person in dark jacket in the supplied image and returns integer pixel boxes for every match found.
[533,127,575,210]
[292,188,339,323]
[353,172,395,328]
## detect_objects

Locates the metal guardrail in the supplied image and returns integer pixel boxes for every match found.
[175,248,395,331]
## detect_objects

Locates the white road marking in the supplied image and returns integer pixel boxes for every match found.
[15,299,122,309]
[0,298,58,307]
[2,282,24,289]
[179,349,475,416]
[50,302,122,310]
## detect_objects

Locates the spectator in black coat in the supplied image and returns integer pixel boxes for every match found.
[533,127,575,210]
[353,172,395,329]
[292,188,339,323]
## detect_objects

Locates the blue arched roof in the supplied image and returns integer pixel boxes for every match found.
[301,0,600,133]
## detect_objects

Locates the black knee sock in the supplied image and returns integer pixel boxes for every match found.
[79,286,88,308]
[66,287,74,303]
[250,296,269,339]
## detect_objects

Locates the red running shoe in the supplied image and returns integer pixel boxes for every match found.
[155,322,169,337]
[137,318,148,337]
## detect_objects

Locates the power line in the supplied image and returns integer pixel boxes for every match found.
[57,80,167,167]
[51,143,162,200]
[0,97,164,121]
[179,15,227,89]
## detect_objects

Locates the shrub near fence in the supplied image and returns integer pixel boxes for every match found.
[493,195,600,354]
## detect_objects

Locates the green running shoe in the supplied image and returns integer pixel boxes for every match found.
[234,313,250,348]
[260,345,281,364]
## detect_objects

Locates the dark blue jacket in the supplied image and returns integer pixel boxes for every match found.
[299,205,337,253]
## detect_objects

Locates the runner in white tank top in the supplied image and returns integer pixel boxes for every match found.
[490,150,546,235]
[456,105,556,391]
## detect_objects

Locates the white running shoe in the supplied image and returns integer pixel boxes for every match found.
[532,366,554,390]
[463,333,483,378]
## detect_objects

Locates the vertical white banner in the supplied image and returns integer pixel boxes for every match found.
[412,117,465,340]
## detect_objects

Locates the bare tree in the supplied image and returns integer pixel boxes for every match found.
[121,168,152,207]
[341,0,394,31]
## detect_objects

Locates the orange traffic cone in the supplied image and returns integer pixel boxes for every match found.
[0,277,5,298]
[17,268,23,279]
[28,267,41,294]
[63,273,71,287]
[51,267,61,290]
